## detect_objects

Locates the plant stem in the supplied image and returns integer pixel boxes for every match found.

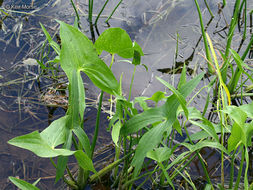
[95,0,109,26]
[70,0,80,28]
[88,0,95,42]
[105,0,123,24]
[229,149,237,189]
[193,0,213,73]
[223,0,226,7]
[91,54,115,157]
[184,124,214,189]
[128,65,136,101]
[222,0,241,82]
[90,151,133,182]
[235,146,245,190]
[204,0,214,18]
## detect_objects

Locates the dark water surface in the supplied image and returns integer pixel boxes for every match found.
[0,0,252,189]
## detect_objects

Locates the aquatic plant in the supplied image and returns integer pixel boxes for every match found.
[6,0,253,189]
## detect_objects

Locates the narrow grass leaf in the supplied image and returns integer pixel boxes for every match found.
[181,140,228,154]
[206,33,231,105]
[9,177,40,190]
[40,23,60,55]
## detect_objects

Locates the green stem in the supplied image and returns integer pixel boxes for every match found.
[204,0,214,18]
[91,54,114,157]
[70,0,80,28]
[90,151,133,182]
[193,0,213,73]
[222,0,241,82]
[223,0,226,7]
[184,124,214,189]
[234,146,245,190]
[95,0,109,26]
[243,0,247,40]
[105,0,123,24]
[229,149,237,189]
[228,34,253,93]
[128,65,136,101]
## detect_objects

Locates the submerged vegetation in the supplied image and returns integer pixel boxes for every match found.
[3,0,253,189]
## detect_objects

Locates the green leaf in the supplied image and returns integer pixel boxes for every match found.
[240,102,253,118]
[9,177,40,190]
[177,63,187,89]
[228,123,243,152]
[173,119,182,136]
[55,131,72,182]
[189,120,219,142]
[131,122,168,176]
[95,27,133,58]
[40,116,69,148]
[134,96,149,111]
[147,147,172,162]
[112,121,121,146]
[73,127,91,157]
[132,50,141,66]
[40,23,60,55]
[67,69,80,129]
[74,150,96,173]
[121,106,165,135]
[58,21,119,95]
[147,91,166,104]
[223,106,247,127]
[230,49,253,82]
[181,140,228,154]
[133,41,144,56]
[157,76,188,119]
[8,131,75,158]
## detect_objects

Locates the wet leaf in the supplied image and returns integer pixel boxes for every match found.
[9,177,40,190]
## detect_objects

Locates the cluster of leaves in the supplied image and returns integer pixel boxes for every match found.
[7,20,253,190]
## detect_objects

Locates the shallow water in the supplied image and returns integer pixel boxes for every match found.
[0,0,252,189]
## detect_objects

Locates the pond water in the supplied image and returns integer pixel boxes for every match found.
[0,0,252,189]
